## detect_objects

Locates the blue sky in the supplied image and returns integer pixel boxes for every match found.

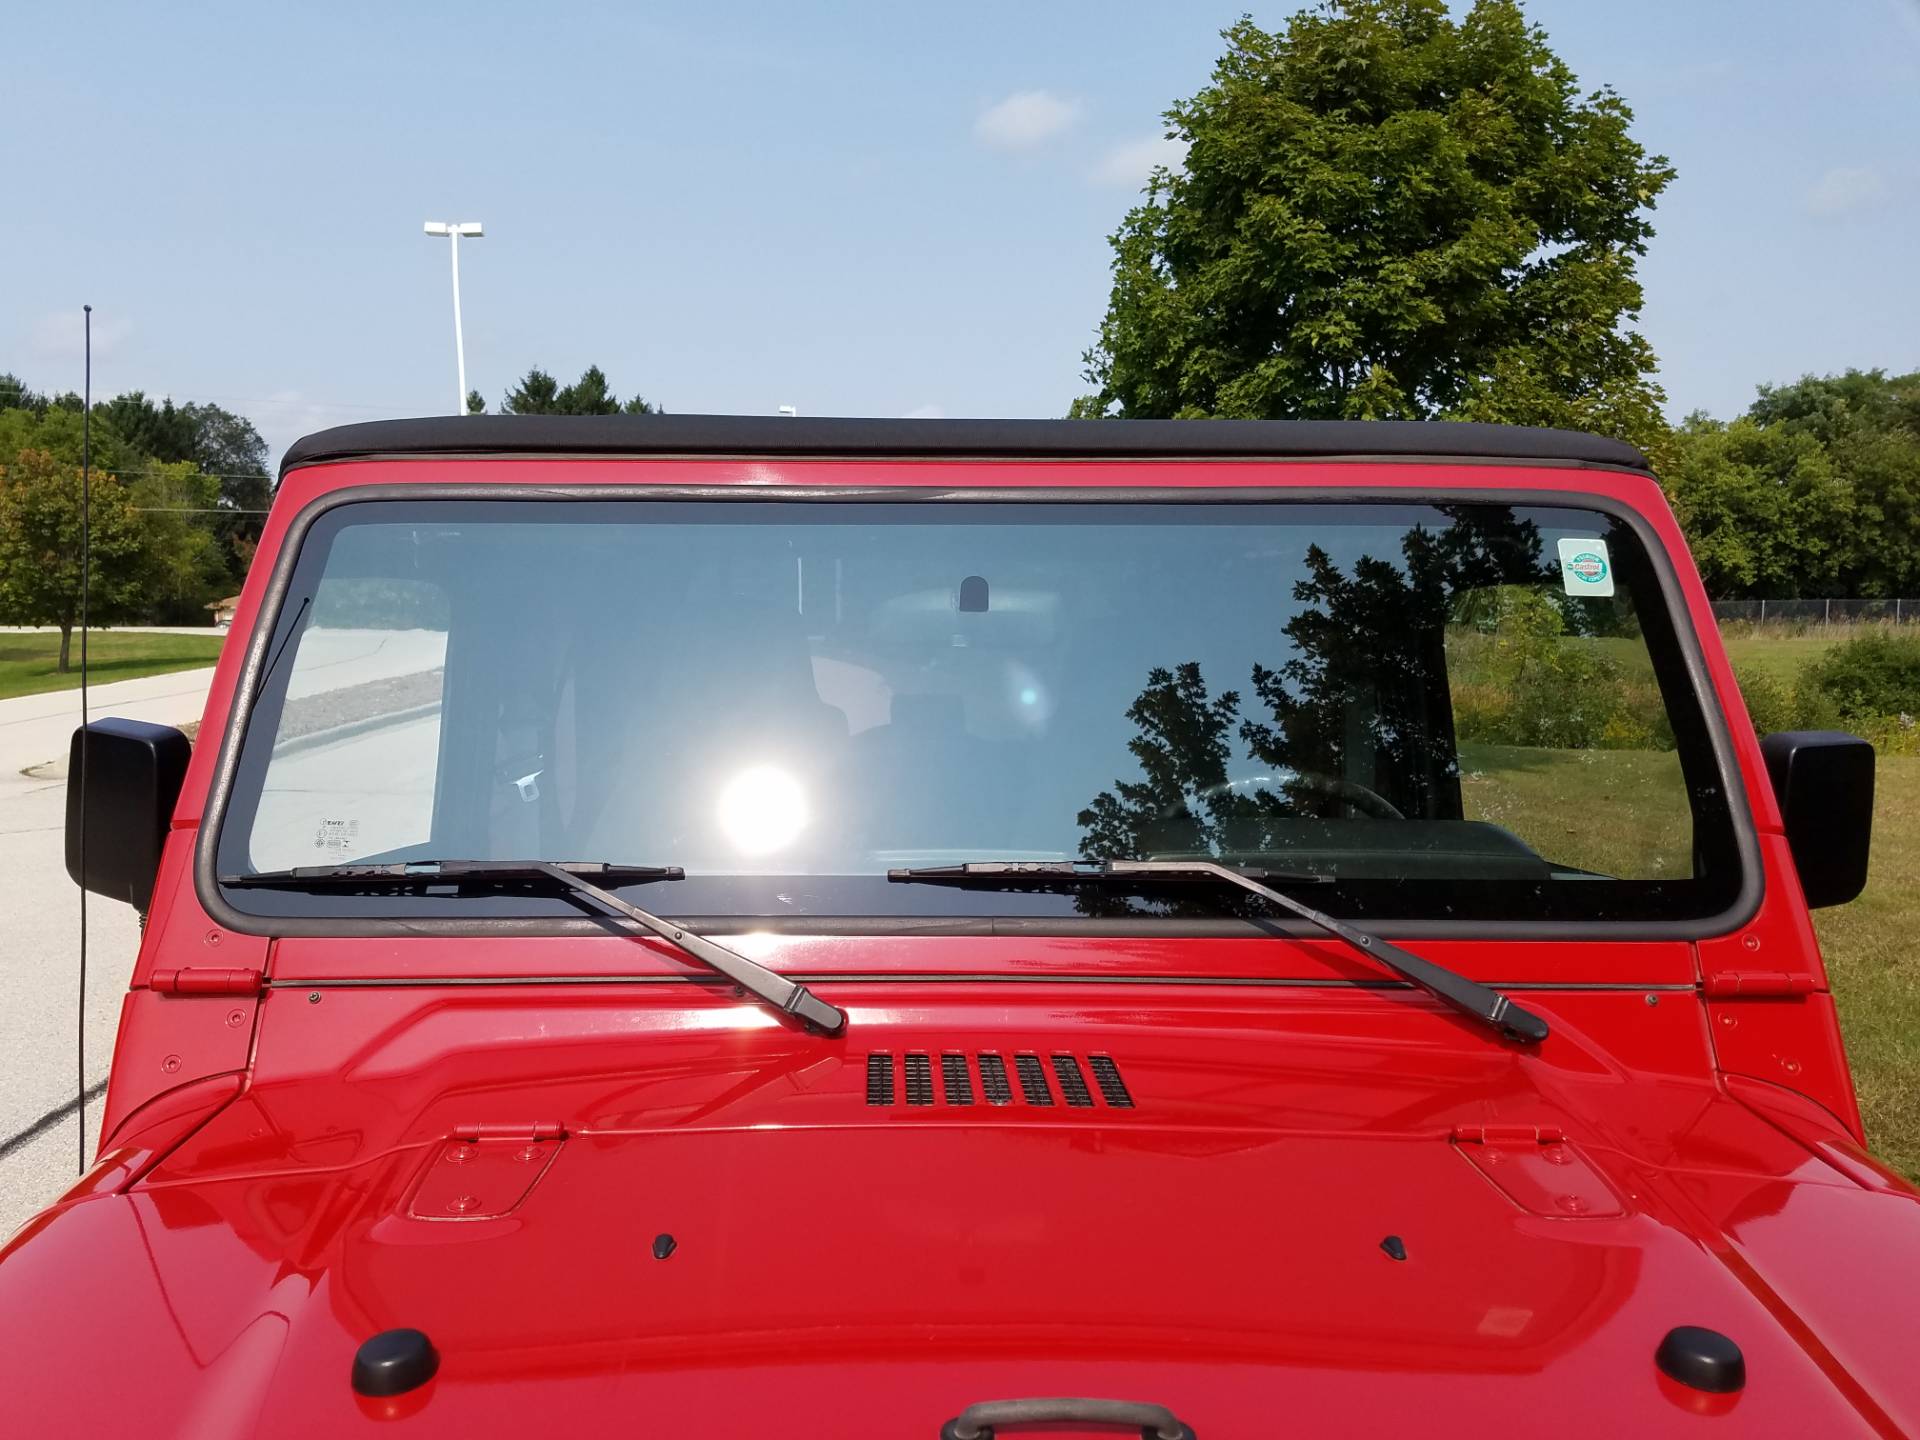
[5,1,1917,461]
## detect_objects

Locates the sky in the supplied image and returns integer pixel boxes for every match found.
[5,1,1918,463]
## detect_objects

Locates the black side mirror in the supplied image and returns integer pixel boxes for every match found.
[1760,731,1874,908]
[65,718,192,910]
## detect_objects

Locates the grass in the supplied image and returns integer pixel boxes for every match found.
[1720,628,1849,687]
[1459,742,1691,879]
[1816,756,1920,1180]
[0,629,226,700]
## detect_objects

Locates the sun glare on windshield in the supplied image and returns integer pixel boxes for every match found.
[717,765,810,857]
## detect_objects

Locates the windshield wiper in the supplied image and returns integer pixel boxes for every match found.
[887,858,1547,1045]
[225,859,687,888]
[224,859,846,1036]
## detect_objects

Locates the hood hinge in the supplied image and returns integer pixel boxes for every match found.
[450,1122,568,1142]
[1451,1123,1568,1146]
[1703,970,1818,998]
[149,966,265,997]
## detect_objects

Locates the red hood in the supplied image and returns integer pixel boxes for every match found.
[5,983,1918,1437]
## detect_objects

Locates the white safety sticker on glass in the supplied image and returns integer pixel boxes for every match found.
[314,817,361,854]
[1557,537,1615,598]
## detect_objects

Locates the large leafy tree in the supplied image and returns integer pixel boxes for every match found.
[0,450,150,670]
[482,365,657,416]
[95,393,272,565]
[127,460,230,623]
[1663,370,1920,598]
[0,386,266,626]
[1074,1,1673,452]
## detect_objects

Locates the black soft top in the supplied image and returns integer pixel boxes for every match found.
[280,414,1650,477]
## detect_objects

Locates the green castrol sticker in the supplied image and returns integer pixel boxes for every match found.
[1557,537,1614,598]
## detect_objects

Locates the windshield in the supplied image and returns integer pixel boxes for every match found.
[214,495,1743,924]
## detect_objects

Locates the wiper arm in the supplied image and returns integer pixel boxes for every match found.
[888,858,1547,1045]
[224,859,846,1037]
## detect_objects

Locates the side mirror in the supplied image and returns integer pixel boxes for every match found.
[65,719,192,910]
[1760,731,1874,908]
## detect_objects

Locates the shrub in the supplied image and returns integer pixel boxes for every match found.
[1731,663,1798,736]
[1802,633,1920,727]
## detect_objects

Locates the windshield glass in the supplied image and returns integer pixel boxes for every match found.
[215,496,1742,924]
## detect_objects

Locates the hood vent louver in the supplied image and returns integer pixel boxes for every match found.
[1051,1055,1094,1107]
[940,1053,975,1106]
[866,1053,895,1106]
[866,1051,1131,1110]
[1087,1054,1134,1109]
[978,1054,1013,1105]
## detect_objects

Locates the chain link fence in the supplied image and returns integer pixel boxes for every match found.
[1710,598,1919,625]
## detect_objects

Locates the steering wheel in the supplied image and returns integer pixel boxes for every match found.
[1187,770,1406,821]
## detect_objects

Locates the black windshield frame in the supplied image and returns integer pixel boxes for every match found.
[197,481,1761,941]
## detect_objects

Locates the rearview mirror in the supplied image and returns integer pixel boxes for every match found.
[65,719,192,911]
[1760,730,1874,908]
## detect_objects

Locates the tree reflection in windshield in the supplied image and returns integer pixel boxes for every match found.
[1078,508,1549,872]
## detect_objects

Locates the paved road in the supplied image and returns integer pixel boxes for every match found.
[0,628,445,1239]
[0,664,223,1239]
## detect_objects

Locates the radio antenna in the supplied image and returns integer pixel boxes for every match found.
[76,304,92,1175]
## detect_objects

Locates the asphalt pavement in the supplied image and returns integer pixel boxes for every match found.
[0,626,450,1239]
[0,662,219,1239]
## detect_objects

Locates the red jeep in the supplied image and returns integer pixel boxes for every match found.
[5,417,1905,1436]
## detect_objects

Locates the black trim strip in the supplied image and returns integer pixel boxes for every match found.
[196,482,1761,944]
[279,414,1652,474]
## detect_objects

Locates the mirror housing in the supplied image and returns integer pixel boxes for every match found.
[1760,730,1874,908]
[65,718,192,910]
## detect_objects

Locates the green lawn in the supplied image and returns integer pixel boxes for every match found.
[0,629,226,700]
[1817,756,1920,1180]
[1720,628,1849,686]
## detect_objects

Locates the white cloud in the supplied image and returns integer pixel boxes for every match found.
[974,90,1080,150]
[29,310,132,364]
[1805,166,1888,218]
[901,404,945,420]
[1091,135,1190,189]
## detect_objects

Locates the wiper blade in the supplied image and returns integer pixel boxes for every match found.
[888,858,1547,1045]
[223,859,846,1037]
[224,860,685,888]
[886,859,1332,887]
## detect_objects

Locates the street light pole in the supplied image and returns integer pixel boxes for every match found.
[423,221,483,414]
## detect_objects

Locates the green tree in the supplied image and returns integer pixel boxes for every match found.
[1747,371,1920,597]
[492,365,657,415]
[1660,414,1855,599]
[127,460,228,623]
[0,402,136,476]
[1073,1,1673,453]
[178,401,273,574]
[94,394,272,567]
[0,450,150,670]
[1662,370,1920,598]
[1,373,48,413]
[100,391,196,463]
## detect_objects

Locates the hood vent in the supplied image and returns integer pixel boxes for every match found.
[866,1052,1131,1110]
